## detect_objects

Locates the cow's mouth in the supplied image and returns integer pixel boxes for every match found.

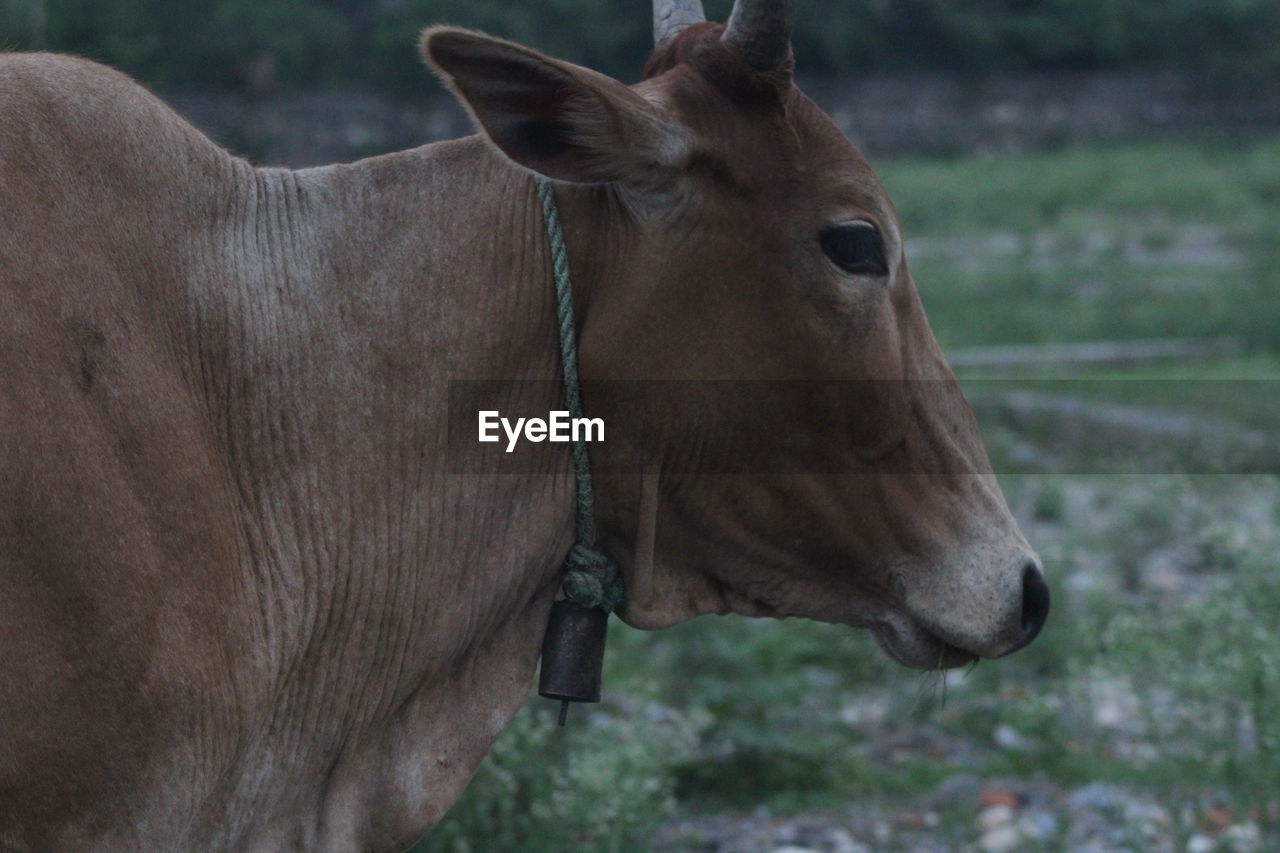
[871,618,978,670]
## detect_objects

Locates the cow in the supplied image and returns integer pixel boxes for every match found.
[0,0,1048,849]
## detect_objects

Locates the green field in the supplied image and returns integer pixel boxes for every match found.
[883,139,1280,351]
[419,139,1280,852]
[887,138,1280,461]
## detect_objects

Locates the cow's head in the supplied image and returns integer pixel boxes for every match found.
[424,0,1047,669]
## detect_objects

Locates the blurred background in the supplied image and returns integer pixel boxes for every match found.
[6,2,1279,851]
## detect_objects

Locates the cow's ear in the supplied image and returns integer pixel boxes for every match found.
[422,28,690,189]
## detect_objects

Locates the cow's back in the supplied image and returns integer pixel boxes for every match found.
[0,54,260,849]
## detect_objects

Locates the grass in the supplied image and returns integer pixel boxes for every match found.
[879,139,1280,238]
[883,139,1280,461]
[962,354,1280,426]
[421,138,1280,851]
[878,139,1280,350]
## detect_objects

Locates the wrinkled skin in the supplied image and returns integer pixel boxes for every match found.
[0,16,1043,853]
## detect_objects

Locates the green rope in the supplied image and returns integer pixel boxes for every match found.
[534,176,625,613]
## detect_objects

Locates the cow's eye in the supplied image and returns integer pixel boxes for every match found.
[820,222,887,277]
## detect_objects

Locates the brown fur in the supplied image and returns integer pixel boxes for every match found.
[0,15,1040,852]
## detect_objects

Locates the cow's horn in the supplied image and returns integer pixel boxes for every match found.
[654,0,705,44]
[722,0,797,71]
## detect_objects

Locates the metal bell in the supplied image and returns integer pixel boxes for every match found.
[538,599,609,725]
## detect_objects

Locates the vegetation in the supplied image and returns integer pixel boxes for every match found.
[425,704,703,852]
[879,139,1280,352]
[3,0,1280,90]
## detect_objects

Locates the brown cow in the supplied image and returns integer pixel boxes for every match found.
[0,1,1046,849]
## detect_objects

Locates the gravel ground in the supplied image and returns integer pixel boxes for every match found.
[651,780,1268,853]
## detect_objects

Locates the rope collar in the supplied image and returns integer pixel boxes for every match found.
[533,176,625,613]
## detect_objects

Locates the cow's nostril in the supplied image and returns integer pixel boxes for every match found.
[1019,562,1050,644]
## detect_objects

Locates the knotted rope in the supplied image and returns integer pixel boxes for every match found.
[534,176,625,613]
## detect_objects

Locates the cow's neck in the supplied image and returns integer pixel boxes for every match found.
[197,139,627,845]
